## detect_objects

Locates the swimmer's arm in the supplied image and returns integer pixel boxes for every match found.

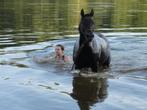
[33,56,49,63]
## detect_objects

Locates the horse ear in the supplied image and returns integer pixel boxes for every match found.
[90,9,94,17]
[81,9,84,17]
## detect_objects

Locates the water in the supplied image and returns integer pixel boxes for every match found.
[0,0,147,110]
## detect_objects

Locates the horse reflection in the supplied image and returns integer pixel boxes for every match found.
[70,76,108,110]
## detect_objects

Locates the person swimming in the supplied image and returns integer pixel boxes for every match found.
[33,44,71,63]
[54,44,71,62]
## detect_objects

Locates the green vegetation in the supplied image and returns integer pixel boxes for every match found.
[0,0,147,34]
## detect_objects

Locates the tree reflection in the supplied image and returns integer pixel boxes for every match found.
[0,0,147,33]
[70,75,108,110]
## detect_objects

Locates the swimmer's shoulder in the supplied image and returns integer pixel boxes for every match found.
[64,55,72,62]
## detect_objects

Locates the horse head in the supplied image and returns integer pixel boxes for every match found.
[79,9,95,45]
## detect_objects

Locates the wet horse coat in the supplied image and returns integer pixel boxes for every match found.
[73,9,111,72]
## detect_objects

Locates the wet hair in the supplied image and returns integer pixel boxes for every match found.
[56,44,64,51]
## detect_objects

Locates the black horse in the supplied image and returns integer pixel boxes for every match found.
[73,9,111,72]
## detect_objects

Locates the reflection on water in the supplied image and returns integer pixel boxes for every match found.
[0,0,147,48]
[71,76,108,110]
[1,0,147,33]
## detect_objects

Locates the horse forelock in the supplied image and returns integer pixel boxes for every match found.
[78,13,95,46]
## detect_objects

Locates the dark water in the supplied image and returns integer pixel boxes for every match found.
[0,0,147,110]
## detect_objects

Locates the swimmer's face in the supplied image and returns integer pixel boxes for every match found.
[55,46,63,56]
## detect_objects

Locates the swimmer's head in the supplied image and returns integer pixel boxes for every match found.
[55,44,64,56]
